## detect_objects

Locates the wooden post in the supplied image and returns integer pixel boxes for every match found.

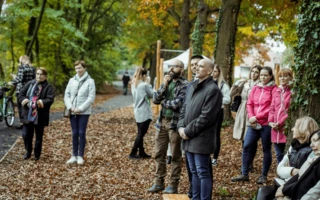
[160,58,164,84]
[187,48,193,81]
[275,64,280,86]
[155,40,161,115]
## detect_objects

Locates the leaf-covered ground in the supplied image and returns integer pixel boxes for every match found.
[0,106,278,199]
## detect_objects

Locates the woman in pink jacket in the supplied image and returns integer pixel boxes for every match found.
[232,66,276,184]
[268,68,293,164]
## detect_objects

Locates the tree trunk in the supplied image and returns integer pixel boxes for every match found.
[286,0,320,146]
[26,0,47,58]
[0,0,4,16]
[180,0,191,50]
[214,0,242,120]
[0,63,4,79]
[10,24,15,73]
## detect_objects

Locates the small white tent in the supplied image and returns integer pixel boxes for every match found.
[163,48,211,72]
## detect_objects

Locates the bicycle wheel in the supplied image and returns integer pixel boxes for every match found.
[5,99,15,127]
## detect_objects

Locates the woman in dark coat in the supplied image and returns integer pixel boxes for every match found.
[19,67,54,160]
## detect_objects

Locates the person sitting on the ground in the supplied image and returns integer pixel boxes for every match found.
[274,129,320,200]
[256,116,318,200]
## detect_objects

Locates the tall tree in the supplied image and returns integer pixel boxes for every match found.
[214,0,241,84]
[288,0,320,134]
[26,0,47,62]
[214,0,242,120]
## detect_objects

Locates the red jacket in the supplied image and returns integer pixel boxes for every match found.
[247,82,276,126]
[268,85,291,143]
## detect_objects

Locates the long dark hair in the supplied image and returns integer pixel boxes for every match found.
[310,129,320,144]
[261,66,274,82]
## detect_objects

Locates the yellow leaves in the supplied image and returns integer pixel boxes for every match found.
[238,27,255,37]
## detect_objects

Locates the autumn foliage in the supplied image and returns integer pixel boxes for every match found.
[0,106,278,199]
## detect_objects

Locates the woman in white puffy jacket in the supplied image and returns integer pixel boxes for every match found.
[64,60,96,165]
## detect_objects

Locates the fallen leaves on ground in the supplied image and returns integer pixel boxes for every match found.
[0,107,278,199]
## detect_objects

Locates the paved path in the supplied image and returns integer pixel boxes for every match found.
[0,83,133,159]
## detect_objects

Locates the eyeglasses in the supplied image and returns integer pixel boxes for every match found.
[36,73,44,76]
[168,65,183,68]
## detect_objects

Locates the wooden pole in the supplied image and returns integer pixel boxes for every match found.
[275,64,280,86]
[187,48,193,81]
[160,58,164,85]
[155,40,161,115]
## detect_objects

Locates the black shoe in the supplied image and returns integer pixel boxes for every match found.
[167,156,172,164]
[147,184,165,193]
[231,174,249,182]
[162,186,178,194]
[186,190,192,198]
[249,165,254,173]
[139,153,151,159]
[23,153,31,160]
[34,157,40,161]
[128,154,142,159]
[256,175,267,184]
[16,125,23,130]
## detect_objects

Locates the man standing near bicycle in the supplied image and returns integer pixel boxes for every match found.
[8,55,35,129]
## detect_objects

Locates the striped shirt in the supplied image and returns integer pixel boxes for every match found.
[153,76,188,131]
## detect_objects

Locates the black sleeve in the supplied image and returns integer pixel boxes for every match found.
[282,174,299,196]
[18,81,32,103]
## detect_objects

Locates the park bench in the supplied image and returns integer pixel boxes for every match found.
[162,194,190,200]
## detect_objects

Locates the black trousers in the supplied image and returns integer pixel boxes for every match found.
[22,123,45,158]
[16,93,22,123]
[132,119,151,151]
[256,185,277,200]
[214,108,224,159]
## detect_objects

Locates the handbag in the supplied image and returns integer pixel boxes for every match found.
[63,106,71,118]
[230,95,242,112]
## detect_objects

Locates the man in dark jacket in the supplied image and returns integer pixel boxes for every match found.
[177,59,222,200]
[122,71,130,95]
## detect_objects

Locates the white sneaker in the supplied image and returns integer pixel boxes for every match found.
[212,159,218,166]
[66,156,77,164]
[77,156,84,165]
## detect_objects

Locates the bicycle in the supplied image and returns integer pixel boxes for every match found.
[0,82,15,127]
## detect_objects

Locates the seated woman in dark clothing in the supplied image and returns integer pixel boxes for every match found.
[275,129,320,200]
[256,116,318,200]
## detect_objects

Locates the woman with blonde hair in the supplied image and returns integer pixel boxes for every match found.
[268,68,293,164]
[9,55,35,129]
[257,116,318,199]
[211,64,231,166]
[129,67,154,159]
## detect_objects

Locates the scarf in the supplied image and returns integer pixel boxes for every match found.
[28,82,43,122]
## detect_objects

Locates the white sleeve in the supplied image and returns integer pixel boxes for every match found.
[222,83,231,105]
[301,181,320,200]
[277,147,294,179]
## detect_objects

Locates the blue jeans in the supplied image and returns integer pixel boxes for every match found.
[242,126,272,176]
[274,143,286,164]
[186,152,212,200]
[70,115,90,157]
